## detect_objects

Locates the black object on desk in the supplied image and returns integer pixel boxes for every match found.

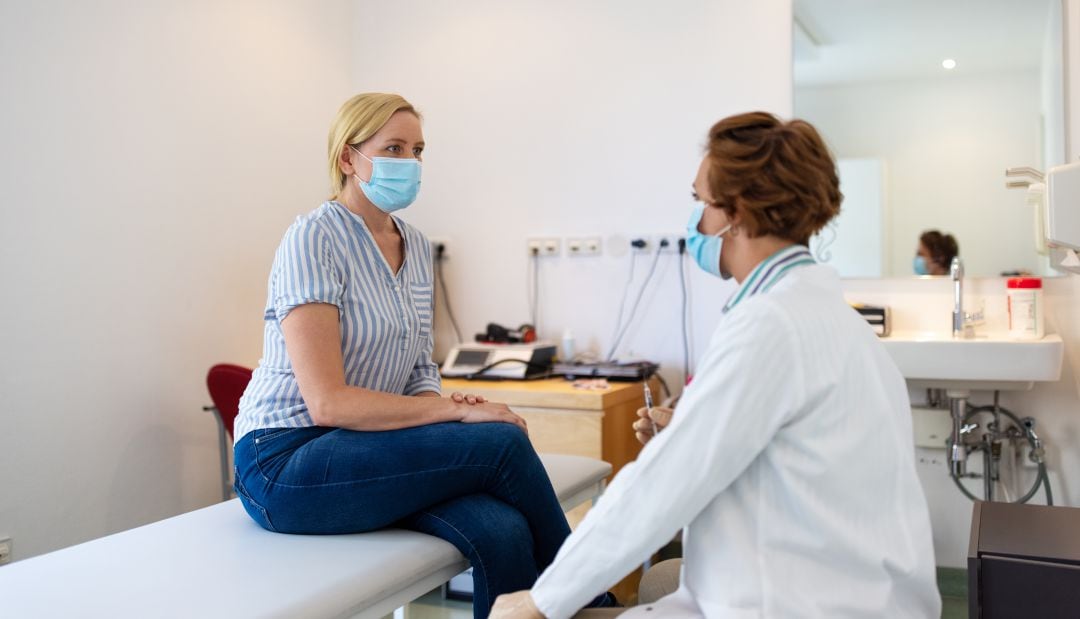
[551,361,658,381]
[968,501,1080,618]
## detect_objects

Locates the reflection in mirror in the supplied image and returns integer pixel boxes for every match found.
[795,0,1065,278]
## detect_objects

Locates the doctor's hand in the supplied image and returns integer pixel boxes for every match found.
[490,590,544,619]
[459,400,529,435]
[633,406,674,445]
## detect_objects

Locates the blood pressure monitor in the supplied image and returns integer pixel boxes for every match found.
[441,342,557,380]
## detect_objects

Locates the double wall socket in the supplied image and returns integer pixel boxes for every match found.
[630,234,684,255]
[526,237,561,257]
[566,237,602,257]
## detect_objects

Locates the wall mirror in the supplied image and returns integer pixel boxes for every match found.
[795,0,1065,278]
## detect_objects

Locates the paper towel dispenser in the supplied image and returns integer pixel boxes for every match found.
[1046,161,1080,272]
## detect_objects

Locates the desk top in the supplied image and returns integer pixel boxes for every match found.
[441,376,653,411]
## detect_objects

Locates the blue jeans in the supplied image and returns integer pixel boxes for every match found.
[234,422,591,618]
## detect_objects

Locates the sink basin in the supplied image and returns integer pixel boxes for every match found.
[880,332,1064,391]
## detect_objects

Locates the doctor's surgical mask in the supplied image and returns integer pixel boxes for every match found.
[913,255,929,276]
[350,146,422,213]
[686,204,733,279]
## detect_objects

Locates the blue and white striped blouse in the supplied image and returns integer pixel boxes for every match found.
[234,201,440,442]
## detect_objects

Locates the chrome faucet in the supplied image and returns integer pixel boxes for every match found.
[950,257,983,339]
[951,256,966,338]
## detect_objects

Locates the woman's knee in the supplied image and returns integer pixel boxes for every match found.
[484,422,534,455]
[472,500,534,557]
[424,495,535,562]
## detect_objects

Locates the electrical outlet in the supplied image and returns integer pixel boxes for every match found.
[629,236,652,254]
[566,236,602,257]
[0,537,11,565]
[654,233,683,254]
[631,234,683,255]
[429,237,450,259]
[583,237,602,255]
[526,237,560,257]
[911,406,951,449]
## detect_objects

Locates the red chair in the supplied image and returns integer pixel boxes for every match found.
[203,364,253,501]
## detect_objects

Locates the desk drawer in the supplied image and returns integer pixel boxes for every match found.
[514,406,603,460]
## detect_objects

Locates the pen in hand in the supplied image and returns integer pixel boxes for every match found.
[643,382,658,437]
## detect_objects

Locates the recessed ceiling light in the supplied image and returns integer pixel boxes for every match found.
[942,59,957,70]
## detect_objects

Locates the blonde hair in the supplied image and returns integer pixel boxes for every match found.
[327,93,420,196]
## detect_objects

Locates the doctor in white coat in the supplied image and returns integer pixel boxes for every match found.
[491,112,940,618]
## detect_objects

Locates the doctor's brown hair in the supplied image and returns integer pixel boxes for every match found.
[919,230,959,270]
[705,112,841,245]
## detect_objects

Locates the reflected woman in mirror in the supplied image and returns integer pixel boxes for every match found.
[915,229,959,275]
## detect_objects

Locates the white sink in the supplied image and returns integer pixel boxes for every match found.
[880,332,1064,391]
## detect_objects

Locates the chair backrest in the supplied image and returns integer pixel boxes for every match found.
[206,364,253,438]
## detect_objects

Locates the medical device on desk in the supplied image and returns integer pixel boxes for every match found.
[441,342,557,380]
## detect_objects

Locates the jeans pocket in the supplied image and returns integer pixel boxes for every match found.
[234,470,277,532]
[253,427,304,445]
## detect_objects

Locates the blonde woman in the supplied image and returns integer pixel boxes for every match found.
[233,93,616,618]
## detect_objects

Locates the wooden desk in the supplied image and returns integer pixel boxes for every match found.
[441,377,654,483]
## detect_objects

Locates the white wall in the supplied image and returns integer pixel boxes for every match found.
[797,73,1044,278]
[0,1,352,561]
[350,0,793,383]
[1043,0,1067,169]
[0,0,794,562]
[811,159,885,277]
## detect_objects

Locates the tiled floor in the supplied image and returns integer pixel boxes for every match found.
[383,588,472,619]
[937,567,968,619]
[391,569,969,618]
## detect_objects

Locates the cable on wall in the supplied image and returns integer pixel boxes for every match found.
[606,240,666,361]
[678,238,691,382]
[434,243,464,344]
[527,247,540,332]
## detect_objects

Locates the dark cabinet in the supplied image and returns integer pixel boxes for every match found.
[968,501,1080,617]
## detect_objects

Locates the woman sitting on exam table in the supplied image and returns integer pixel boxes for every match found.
[491,112,940,618]
[231,93,615,619]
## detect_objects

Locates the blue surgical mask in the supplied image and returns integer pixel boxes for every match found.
[913,255,929,276]
[686,204,733,279]
[351,147,421,212]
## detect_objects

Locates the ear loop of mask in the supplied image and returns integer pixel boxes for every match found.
[349,145,373,184]
[701,201,734,239]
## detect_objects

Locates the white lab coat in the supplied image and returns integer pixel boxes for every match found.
[531,264,940,618]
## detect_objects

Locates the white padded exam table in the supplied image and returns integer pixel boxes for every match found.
[0,453,612,618]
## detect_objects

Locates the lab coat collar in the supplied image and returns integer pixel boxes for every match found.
[722,244,815,314]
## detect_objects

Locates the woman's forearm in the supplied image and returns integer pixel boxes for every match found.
[311,385,464,430]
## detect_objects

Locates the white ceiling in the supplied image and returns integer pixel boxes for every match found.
[794,0,1054,85]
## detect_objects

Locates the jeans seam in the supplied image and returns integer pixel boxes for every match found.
[234,470,277,532]
[252,427,304,444]
[417,510,489,605]
[495,444,523,509]
[254,461,500,488]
